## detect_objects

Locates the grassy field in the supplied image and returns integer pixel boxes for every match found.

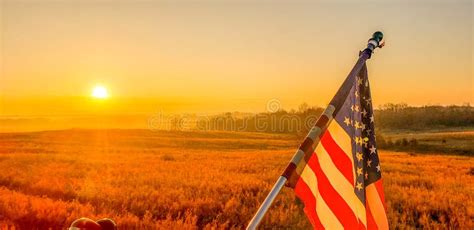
[0,129,472,229]
[378,129,474,156]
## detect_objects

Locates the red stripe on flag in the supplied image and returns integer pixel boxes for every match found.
[358,219,367,230]
[374,179,386,209]
[307,154,358,227]
[320,131,354,185]
[294,177,325,229]
[366,201,378,230]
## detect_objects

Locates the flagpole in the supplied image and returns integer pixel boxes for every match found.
[246,32,384,230]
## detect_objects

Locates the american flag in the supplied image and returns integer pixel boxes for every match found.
[283,63,388,229]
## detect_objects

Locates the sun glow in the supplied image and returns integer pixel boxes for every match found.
[91,85,109,99]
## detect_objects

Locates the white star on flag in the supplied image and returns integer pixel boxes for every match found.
[369,145,377,154]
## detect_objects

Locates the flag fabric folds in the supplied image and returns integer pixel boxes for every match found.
[285,63,388,229]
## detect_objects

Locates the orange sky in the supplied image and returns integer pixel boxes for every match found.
[1,0,473,116]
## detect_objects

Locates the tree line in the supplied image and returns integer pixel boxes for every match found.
[189,104,473,134]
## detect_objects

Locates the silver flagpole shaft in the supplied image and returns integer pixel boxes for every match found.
[246,176,287,230]
[246,32,384,230]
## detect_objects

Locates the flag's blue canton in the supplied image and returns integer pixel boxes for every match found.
[332,64,382,204]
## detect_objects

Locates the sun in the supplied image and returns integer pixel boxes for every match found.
[91,85,109,99]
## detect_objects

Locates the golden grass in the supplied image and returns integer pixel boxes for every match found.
[0,130,472,229]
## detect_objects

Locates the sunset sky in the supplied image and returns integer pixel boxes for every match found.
[1,0,472,116]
